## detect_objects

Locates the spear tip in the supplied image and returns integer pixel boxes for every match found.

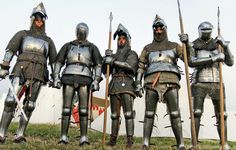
[177,0,180,7]
[109,12,113,21]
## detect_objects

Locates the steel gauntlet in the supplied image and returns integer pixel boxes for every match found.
[0,61,10,78]
[134,71,144,97]
[52,62,62,89]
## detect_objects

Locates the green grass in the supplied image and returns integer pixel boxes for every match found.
[0,123,235,149]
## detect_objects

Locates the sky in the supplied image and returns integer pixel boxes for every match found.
[0,0,236,111]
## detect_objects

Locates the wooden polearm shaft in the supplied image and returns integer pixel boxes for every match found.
[217,6,225,149]
[177,0,198,149]
[102,12,113,145]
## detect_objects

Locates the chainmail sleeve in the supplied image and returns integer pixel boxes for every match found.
[91,43,102,66]
[47,38,57,65]
[56,42,70,65]
[4,30,26,62]
[138,47,148,74]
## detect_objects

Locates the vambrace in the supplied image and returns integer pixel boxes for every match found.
[94,64,103,82]
[3,49,14,63]
[136,60,145,80]
[189,56,213,67]
[52,62,62,79]
[134,70,144,97]
[135,70,143,84]
[223,45,234,66]
[0,49,13,71]
[113,61,134,73]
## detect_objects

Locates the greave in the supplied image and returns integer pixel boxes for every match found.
[0,110,14,138]
[60,115,70,142]
[194,117,201,142]
[171,117,184,148]
[107,119,119,146]
[80,116,88,144]
[15,110,32,137]
[217,119,228,145]
[125,118,134,136]
[143,117,154,147]
[111,119,119,136]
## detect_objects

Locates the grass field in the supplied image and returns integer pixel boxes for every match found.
[0,123,235,150]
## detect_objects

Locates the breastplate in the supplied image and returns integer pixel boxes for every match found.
[145,49,180,77]
[21,36,49,56]
[193,49,220,82]
[148,49,177,64]
[196,49,219,58]
[66,45,91,66]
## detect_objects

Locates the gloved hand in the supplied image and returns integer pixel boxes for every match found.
[211,53,225,63]
[0,64,10,79]
[104,56,115,66]
[215,35,228,47]
[105,49,113,56]
[52,73,61,89]
[134,80,144,98]
[179,33,189,43]
[90,80,99,92]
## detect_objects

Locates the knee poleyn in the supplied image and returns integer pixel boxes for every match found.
[111,113,119,120]
[124,111,133,120]
[26,101,36,112]
[170,110,180,119]
[62,108,71,116]
[194,109,203,118]
[5,97,15,107]
[79,108,88,117]
[145,111,155,118]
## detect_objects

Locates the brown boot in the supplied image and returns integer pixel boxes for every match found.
[106,135,117,146]
[126,136,133,148]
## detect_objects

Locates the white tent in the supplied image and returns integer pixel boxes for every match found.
[0,85,236,141]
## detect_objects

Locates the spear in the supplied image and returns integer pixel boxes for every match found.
[102,12,113,145]
[217,6,225,149]
[177,0,198,149]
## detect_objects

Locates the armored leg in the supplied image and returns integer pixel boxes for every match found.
[58,85,74,144]
[78,85,89,146]
[212,98,230,149]
[191,83,207,145]
[165,88,185,149]
[121,94,134,148]
[143,89,158,148]
[107,95,121,146]
[14,81,41,142]
[0,77,22,142]
[192,96,204,142]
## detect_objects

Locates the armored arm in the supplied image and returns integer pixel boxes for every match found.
[0,31,25,78]
[113,51,138,74]
[51,43,68,89]
[52,62,62,89]
[0,50,12,73]
[188,53,225,67]
[185,44,225,67]
[113,61,132,71]
[91,64,103,91]
[91,44,103,91]
[178,33,214,67]
[134,49,147,97]
[0,61,10,78]
[223,45,234,66]
[134,65,144,98]
[48,39,57,73]
[215,35,234,66]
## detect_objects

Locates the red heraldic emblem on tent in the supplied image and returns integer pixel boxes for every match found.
[71,95,109,127]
